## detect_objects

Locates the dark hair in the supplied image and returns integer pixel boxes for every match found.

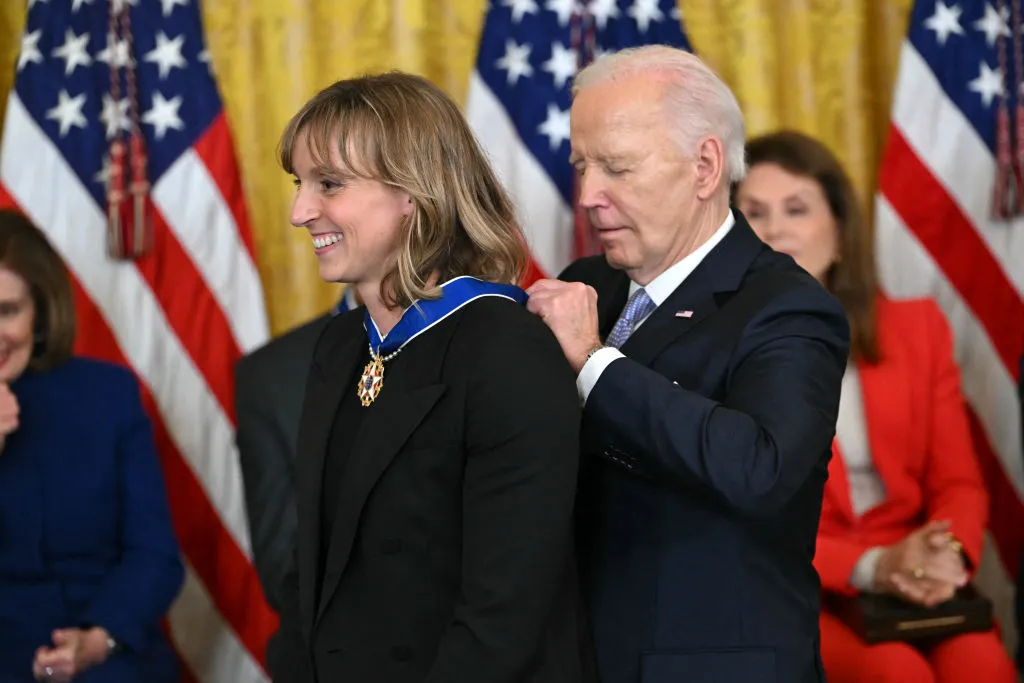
[279,71,528,309]
[0,210,75,370]
[741,131,879,363]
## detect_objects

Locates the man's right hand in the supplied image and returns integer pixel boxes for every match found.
[873,520,968,607]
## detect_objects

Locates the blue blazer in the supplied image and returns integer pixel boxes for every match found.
[0,358,184,683]
[561,215,849,683]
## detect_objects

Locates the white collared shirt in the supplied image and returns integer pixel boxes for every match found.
[576,210,735,403]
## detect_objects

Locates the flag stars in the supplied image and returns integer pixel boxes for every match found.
[161,0,190,17]
[96,33,133,68]
[198,49,214,75]
[545,0,580,27]
[46,90,88,137]
[17,30,43,72]
[94,155,111,187]
[71,0,95,11]
[968,61,1004,107]
[100,94,131,140]
[542,41,577,89]
[973,3,1010,47]
[538,104,570,150]
[502,0,538,23]
[924,1,964,45]
[52,29,92,76]
[496,39,534,85]
[142,91,185,140]
[589,0,620,30]
[145,32,188,79]
[628,0,664,33]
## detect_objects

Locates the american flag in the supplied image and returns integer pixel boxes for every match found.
[466,0,691,282]
[875,0,1024,651]
[0,1,274,682]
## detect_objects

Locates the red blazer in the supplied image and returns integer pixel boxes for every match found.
[814,297,988,596]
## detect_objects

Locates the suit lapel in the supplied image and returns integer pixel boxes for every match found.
[596,269,630,339]
[295,309,365,642]
[315,319,448,625]
[619,215,766,366]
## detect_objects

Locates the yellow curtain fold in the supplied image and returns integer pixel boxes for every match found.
[0,0,913,337]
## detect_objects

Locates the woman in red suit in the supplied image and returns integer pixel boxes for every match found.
[734,130,1017,683]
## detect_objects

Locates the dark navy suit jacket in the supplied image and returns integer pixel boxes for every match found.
[0,358,184,683]
[562,213,850,683]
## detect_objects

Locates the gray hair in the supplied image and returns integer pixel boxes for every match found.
[572,45,747,183]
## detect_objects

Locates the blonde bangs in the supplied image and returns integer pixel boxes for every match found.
[278,93,382,180]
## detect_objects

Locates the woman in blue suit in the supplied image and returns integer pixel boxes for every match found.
[0,210,184,683]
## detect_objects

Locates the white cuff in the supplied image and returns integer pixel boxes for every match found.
[850,547,885,593]
[576,347,625,405]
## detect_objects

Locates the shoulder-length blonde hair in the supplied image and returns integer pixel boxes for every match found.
[741,130,880,364]
[279,72,528,309]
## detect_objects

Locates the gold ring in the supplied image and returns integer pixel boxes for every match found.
[912,567,924,579]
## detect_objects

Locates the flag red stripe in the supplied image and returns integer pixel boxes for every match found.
[67,275,276,669]
[969,408,1024,577]
[879,126,1024,382]
[193,115,258,259]
[137,208,241,423]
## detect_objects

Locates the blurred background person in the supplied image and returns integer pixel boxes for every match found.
[734,130,1018,683]
[0,210,184,683]
[236,286,356,613]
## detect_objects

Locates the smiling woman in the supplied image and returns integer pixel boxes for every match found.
[268,72,594,683]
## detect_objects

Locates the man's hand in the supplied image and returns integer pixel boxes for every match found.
[526,279,603,374]
[874,520,968,607]
[32,627,112,682]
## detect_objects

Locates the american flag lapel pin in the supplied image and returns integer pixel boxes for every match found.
[675,310,693,318]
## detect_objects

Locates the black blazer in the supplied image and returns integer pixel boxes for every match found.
[269,296,593,683]
[564,213,850,683]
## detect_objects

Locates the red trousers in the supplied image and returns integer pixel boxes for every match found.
[820,610,1017,683]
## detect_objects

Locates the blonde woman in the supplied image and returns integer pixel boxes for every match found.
[266,73,593,683]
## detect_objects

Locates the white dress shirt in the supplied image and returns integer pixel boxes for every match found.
[576,210,736,403]
[836,364,889,592]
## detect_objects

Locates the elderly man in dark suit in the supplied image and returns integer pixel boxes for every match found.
[527,46,850,683]
[234,288,356,611]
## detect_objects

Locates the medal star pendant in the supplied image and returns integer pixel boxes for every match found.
[358,355,385,407]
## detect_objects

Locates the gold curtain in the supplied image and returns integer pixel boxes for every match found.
[0,0,914,337]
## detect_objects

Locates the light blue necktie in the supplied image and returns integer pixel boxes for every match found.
[605,288,656,349]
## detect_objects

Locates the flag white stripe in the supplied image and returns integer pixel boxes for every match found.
[0,93,253,559]
[169,564,268,683]
[466,71,573,277]
[891,43,1024,301]
[876,195,1024,503]
[153,149,268,354]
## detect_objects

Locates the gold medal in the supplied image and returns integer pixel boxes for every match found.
[357,354,385,407]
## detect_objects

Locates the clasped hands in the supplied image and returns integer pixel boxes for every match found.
[32,627,111,682]
[873,520,968,608]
